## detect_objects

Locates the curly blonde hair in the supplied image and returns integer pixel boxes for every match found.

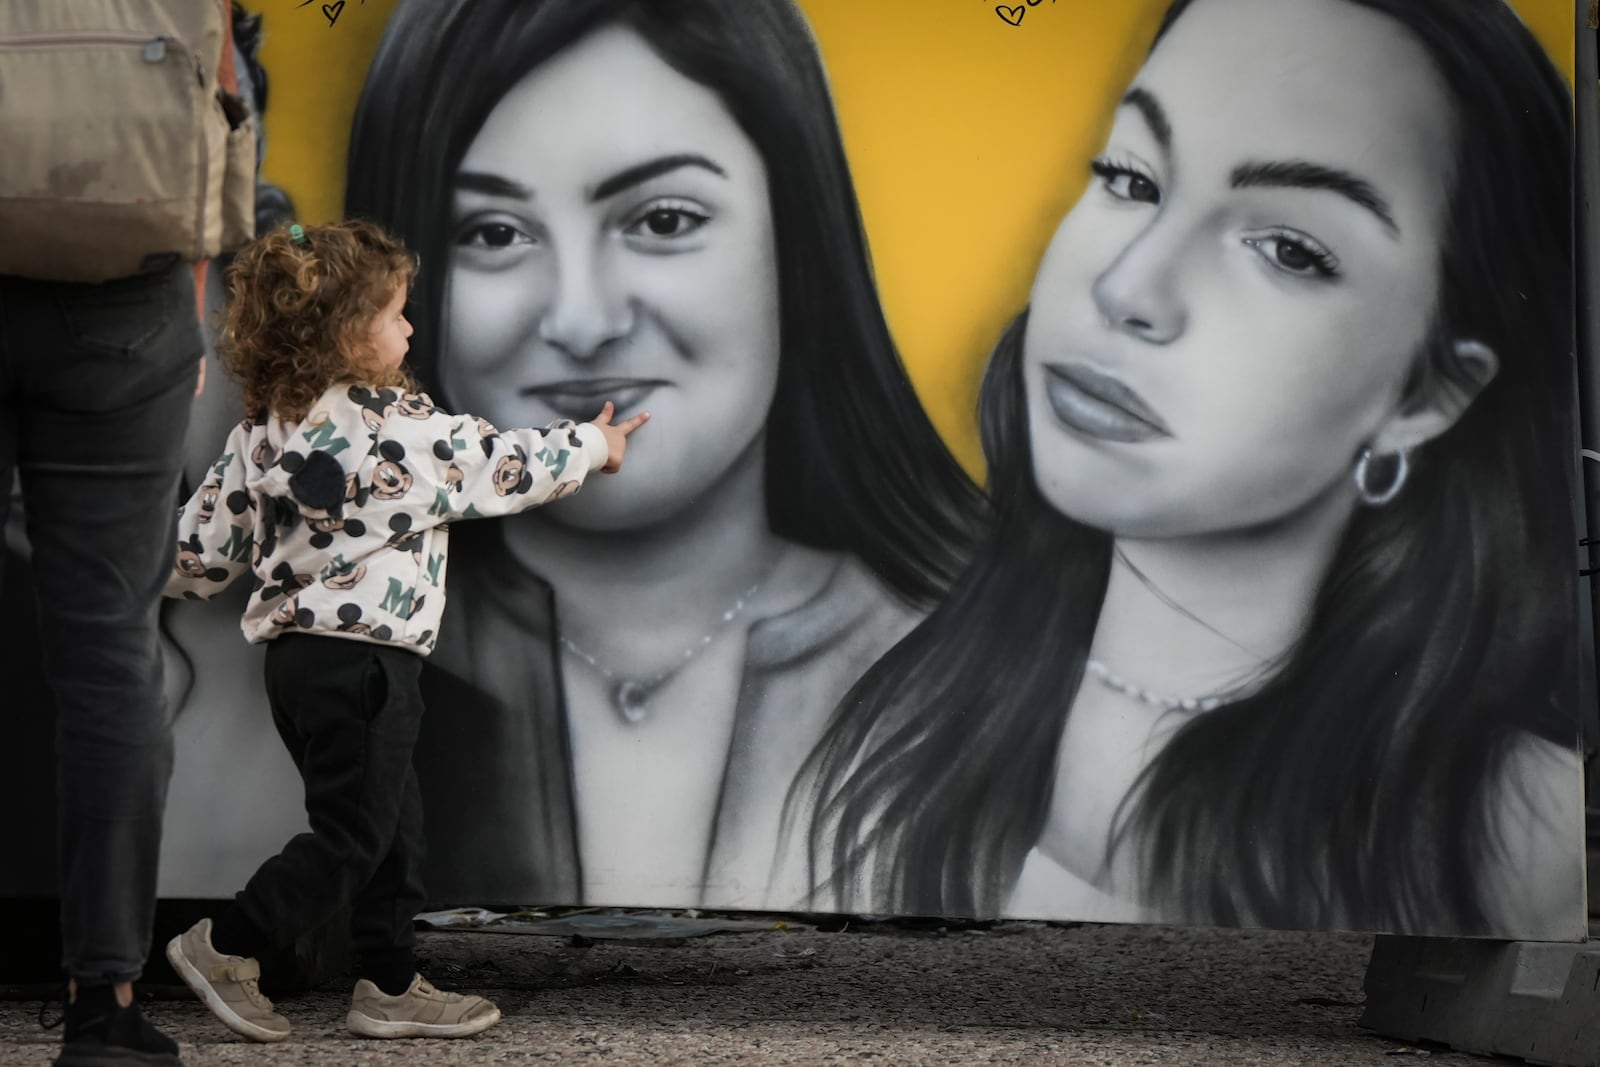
[220,218,419,423]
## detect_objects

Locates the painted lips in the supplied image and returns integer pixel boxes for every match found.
[1042,361,1172,443]
[518,378,665,421]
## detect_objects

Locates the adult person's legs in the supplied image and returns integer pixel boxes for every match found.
[0,261,202,1066]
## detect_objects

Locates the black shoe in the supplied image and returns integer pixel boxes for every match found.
[47,983,183,1067]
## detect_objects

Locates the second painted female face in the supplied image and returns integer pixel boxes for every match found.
[444,24,781,531]
[1023,0,1458,540]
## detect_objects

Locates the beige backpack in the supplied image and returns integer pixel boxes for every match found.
[0,0,257,283]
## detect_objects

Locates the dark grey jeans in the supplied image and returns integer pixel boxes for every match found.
[0,263,201,984]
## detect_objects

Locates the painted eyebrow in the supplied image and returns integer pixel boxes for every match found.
[455,171,532,199]
[589,153,726,202]
[453,154,727,203]
[1122,87,1171,153]
[1230,160,1399,235]
[1115,88,1401,238]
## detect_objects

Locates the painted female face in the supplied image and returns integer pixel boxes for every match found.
[1023,0,1458,540]
[444,25,780,531]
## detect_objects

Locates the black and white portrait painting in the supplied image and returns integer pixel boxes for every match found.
[1,0,1587,942]
[788,0,1587,940]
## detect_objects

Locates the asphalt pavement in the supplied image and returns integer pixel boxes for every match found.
[0,914,1507,1065]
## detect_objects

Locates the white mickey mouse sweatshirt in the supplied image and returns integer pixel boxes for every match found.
[165,382,609,654]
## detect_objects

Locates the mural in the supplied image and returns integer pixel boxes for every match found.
[1,0,1588,941]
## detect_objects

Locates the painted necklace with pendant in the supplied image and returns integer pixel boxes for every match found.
[559,582,761,724]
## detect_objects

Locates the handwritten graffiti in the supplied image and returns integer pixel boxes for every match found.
[297,0,363,28]
[993,0,1054,27]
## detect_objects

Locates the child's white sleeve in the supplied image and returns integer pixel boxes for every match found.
[386,404,610,523]
[164,422,258,599]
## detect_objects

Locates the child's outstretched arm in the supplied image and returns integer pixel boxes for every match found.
[165,421,258,599]
[385,399,648,523]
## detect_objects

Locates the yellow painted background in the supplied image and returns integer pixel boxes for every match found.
[257,0,1575,476]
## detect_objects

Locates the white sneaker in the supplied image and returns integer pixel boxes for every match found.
[346,973,502,1039]
[165,918,291,1043]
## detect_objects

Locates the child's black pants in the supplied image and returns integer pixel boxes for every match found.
[224,633,427,987]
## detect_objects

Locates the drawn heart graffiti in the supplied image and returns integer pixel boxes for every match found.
[298,0,361,28]
[994,0,1051,26]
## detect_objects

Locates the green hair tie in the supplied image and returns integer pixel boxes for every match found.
[289,223,307,245]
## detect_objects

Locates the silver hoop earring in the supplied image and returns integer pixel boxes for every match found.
[1353,446,1409,507]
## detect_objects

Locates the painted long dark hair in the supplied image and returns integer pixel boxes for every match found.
[797,0,1579,934]
[343,0,984,606]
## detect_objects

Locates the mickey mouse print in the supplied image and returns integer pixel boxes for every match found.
[164,384,612,653]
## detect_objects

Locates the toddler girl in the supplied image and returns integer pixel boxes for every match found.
[162,219,646,1042]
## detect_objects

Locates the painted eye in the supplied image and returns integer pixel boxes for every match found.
[1272,241,1315,272]
[1243,231,1340,279]
[457,222,532,249]
[1120,174,1158,202]
[651,210,696,236]
[624,200,710,241]
[1091,160,1160,205]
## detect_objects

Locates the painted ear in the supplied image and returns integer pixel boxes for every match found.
[379,439,407,463]
[347,386,373,404]
[433,439,454,460]
[1369,339,1499,455]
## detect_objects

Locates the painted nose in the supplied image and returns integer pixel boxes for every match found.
[1089,225,1187,346]
[537,247,634,360]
